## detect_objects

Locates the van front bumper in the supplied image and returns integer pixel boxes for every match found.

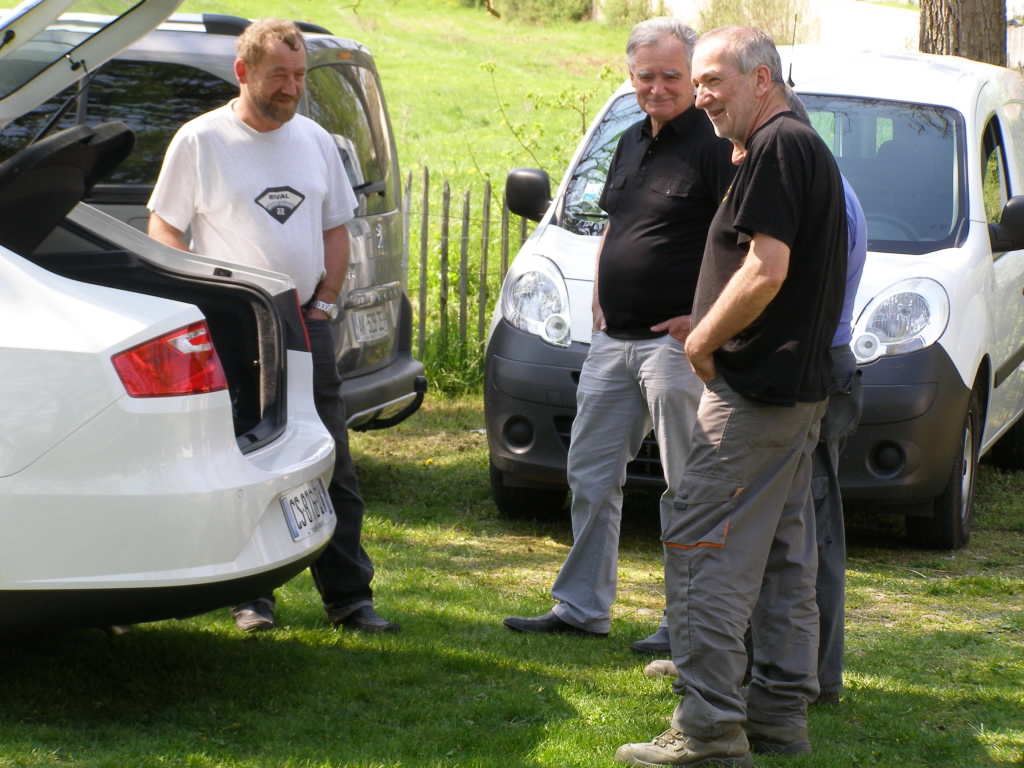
[486,320,972,514]
[484,320,665,490]
[838,344,970,515]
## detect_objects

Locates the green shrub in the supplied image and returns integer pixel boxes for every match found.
[698,0,817,44]
[499,0,594,23]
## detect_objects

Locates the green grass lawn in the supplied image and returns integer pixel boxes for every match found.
[2,393,1022,767]
[4,4,1020,766]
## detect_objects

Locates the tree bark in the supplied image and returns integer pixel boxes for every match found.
[920,0,1007,67]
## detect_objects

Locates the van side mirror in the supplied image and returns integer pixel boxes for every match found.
[990,195,1024,252]
[505,168,552,222]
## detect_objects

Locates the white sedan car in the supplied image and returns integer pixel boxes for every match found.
[0,0,337,632]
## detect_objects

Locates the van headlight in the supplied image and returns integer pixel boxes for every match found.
[852,278,949,364]
[500,254,571,347]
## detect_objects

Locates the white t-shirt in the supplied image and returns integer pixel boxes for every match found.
[148,101,357,303]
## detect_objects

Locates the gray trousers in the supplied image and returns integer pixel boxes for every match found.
[664,377,825,738]
[813,344,863,695]
[552,332,703,633]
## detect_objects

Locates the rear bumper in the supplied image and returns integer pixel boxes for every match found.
[343,293,427,431]
[0,359,338,633]
[344,352,427,430]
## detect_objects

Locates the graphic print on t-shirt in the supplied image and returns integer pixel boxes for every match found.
[255,186,306,224]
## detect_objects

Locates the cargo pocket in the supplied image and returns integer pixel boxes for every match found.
[664,472,744,549]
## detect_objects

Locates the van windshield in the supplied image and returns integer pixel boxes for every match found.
[802,95,965,255]
[561,91,641,237]
[560,90,965,255]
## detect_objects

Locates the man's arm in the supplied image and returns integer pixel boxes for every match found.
[592,227,608,332]
[684,232,790,381]
[147,212,191,252]
[307,223,350,319]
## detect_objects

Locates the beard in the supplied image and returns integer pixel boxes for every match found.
[252,90,299,125]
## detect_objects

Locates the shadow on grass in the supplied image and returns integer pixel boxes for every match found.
[0,616,581,767]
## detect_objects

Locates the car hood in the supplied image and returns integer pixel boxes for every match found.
[0,0,184,127]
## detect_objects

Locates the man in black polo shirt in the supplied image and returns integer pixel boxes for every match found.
[503,16,735,652]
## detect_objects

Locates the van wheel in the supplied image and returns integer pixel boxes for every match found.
[489,461,567,520]
[906,388,979,550]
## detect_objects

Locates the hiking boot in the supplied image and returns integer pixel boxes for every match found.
[615,726,753,766]
[231,598,275,632]
[744,719,812,755]
[643,659,679,678]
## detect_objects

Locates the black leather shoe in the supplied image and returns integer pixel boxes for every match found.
[232,599,275,632]
[630,625,672,654]
[334,605,401,633]
[503,610,606,637]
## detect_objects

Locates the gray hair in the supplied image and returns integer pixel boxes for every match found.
[626,16,699,72]
[700,26,784,85]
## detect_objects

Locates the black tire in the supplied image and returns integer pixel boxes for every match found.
[488,461,567,520]
[906,388,979,550]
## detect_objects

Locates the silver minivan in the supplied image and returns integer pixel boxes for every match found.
[485,46,1024,549]
[0,12,426,431]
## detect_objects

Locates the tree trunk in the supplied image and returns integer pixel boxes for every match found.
[920,0,1007,66]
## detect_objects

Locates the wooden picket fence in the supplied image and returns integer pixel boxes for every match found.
[402,168,532,361]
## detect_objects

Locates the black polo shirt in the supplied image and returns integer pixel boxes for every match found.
[597,105,735,338]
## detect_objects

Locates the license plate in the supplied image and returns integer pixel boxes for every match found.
[281,478,334,542]
[351,307,389,343]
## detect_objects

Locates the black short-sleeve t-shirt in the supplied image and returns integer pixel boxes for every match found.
[691,111,848,405]
[597,106,735,338]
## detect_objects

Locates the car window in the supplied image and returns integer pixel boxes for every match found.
[0,59,237,185]
[561,92,641,237]
[1003,100,1024,186]
[305,62,395,215]
[982,119,1010,225]
[803,95,965,255]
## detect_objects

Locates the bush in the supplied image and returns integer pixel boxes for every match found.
[698,0,817,44]
[598,0,666,25]
[499,0,594,23]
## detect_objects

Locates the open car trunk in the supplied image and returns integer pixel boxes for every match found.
[0,121,294,452]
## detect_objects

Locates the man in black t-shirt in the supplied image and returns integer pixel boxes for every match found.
[615,26,847,768]
[503,17,734,652]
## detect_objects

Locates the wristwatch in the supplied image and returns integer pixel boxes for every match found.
[310,300,339,321]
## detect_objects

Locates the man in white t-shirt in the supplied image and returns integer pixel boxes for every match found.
[148,17,399,634]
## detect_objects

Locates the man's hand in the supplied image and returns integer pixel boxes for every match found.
[651,314,692,344]
[592,297,607,332]
[684,327,718,382]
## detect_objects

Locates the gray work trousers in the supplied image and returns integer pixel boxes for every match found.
[664,377,824,738]
[813,344,863,695]
[552,332,703,633]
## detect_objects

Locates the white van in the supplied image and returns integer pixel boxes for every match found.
[484,46,1024,549]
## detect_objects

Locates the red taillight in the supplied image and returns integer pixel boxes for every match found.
[112,321,229,398]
